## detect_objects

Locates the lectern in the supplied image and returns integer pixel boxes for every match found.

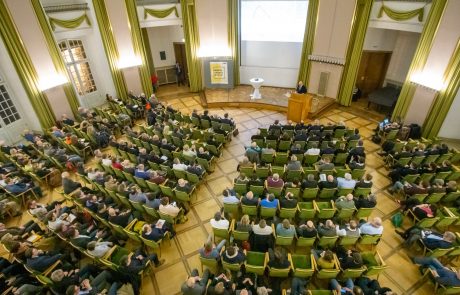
[287,93,312,122]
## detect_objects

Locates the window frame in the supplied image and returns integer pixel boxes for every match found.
[58,39,97,96]
[0,79,22,128]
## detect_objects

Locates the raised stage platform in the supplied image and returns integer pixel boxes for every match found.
[203,85,335,117]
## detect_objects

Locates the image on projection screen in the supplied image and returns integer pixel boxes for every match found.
[241,1,308,43]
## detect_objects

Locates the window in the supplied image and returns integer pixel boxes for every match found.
[59,39,97,96]
[0,84,21,126]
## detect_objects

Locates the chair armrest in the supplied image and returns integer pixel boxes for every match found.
[272,224,276,238]
[263,252,269,267]
[125,218,138,230]
[375,251,385,266]
[230,219,235,233]
[102,245,118,260]
[288,253,294,270]
[43,259,61,276]
[311,254,318,270]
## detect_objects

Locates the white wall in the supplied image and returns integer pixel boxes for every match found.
[195,0,229,57]
[147,25,184,68]
[385,31,420,83]
[0,38,42,132]
[439,88,460,139]
[363,28,397,51]
[308,0,356,98]
[405,0,460,125]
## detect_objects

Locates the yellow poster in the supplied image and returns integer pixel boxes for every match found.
[210,62,228,84]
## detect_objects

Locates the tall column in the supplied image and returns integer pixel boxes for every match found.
[391,0,448,121]
[297,0,319,86]
[337,0,373,106]
[31,0,80,117]
[308,0,356,99]
[403,0,459,125]
[0,0,58,129]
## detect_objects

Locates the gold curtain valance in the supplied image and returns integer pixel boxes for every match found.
[378,3,425,22]
[144,6,179,19]
[48,13,91,31]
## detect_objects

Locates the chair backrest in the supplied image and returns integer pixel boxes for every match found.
[359,235,382,245]
[143,205,159,219]
[241,204,258,216]
[318,236,338,248]
[356,207,374,219]
[338,235,359,246]
[417,217,440,228]
[245,251,267,275]
[268,266,291,277]
[213,226,230,240]
[340,267,367,279]
[222,258,242,272]
[260,206,277,218]
[427,247,454,258]
[296,236,316,248]
[279,207,298,219]
[319,188,336,199]
[298,202,316,219]
[158,211,176,224]
[302,188,319,200]
[174,189,192,202]
[275,235,294,246]
[232,230,250,241]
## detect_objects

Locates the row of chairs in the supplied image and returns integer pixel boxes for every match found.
[398,169,460,184]
[257,126,355,141]
[234,181,372,200]
[239,164,367,182]
[223,199,373,223]
[201,248,386,282]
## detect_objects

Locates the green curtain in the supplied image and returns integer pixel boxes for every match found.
[48,13,91,31]
[422,41,460,139]
[378,3,424,22]
[141,28,156,75]
[227,0,239,85]
[337,0,373,106]
[181,0,202,92]
[31,0,80,118]
[144,6,179,19]
[0,0,56,129]
[392,0,447,121]
[125,0,152,97]
[92,0,128,100]
[297,0,319,87]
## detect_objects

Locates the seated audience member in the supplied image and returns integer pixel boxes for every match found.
[355,193,377,209]
[159,196,187,222]
[62,172,81,194]
[396,227,455,249]
[356,173,372,188]
[206,272,234,295]
[319,175,338,189]
[236,215,252,232]
[222,189,240,204]
[389,179,429,196]
[330,278,363,295]
[349,155,365,170]
[199,234,226,260]
[234,172,250,184]
[301,174,318,189]
[276,219,296,237]
[210,211,229,230]
[237,157,254,171]
[241,191,259,206]
[252,219,273,236]
[120,248,165,272]
[286,155,302,171]
[280,192,297,208]
[318,220,337,237]
[149,170,166,184]
[355,277,396,295]
[413,256,460,286]
[337,247,363,269]
[108,207,132,227]
[337,173,357,189]
[222,244,246,264]
[268,247,290,268]
[65,270,115,295]
[142,221,174,242]
[311,249,335,269]
[336,220,361,238]
[398,197,437,220]
[86,240,113,258]
[245,142,261,163]
[297,220,317,238]
[266,173,284,188]
[181,268,210,295]
[175,178,193,193]
[317,157,335,172]
[172,158,188,171]
[335,194,356,209]
[129,186,148,204]
[260,193,279,209]
[134,164,150,180]
[359,217,383,235]
[248,174,264,186]
[305,143,320,156]
[25,247,62,272]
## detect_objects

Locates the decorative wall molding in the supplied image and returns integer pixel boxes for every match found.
[308,55,345,66]
[44,4,88,13]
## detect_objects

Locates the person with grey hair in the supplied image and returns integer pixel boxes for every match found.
[335,194,356,209]
[337,173,357,189]
[301,173,318,189]
[396,226,456,249]
[286,155,302,171]
[267,173,284,188]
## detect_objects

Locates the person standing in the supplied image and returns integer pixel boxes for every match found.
[175,62,185,86]
[295,81,307,94]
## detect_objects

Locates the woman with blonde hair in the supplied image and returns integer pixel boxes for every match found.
[236,214,251,232]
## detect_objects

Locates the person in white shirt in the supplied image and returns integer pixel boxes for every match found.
[337,173,357,189]
[210,211,229,230]
[87,241,113,258]
[159,196,180,217]
[359,217,383,235]
[101,154,112,167]
[222,189,240,204]
[336,220,361,237]
[173,158,188,171]
[182,144,197,157]
[252,219,273,235]
[305,143,320,156]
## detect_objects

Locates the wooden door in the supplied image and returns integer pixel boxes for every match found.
[173,43,188,84]
[356,51,392,96]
